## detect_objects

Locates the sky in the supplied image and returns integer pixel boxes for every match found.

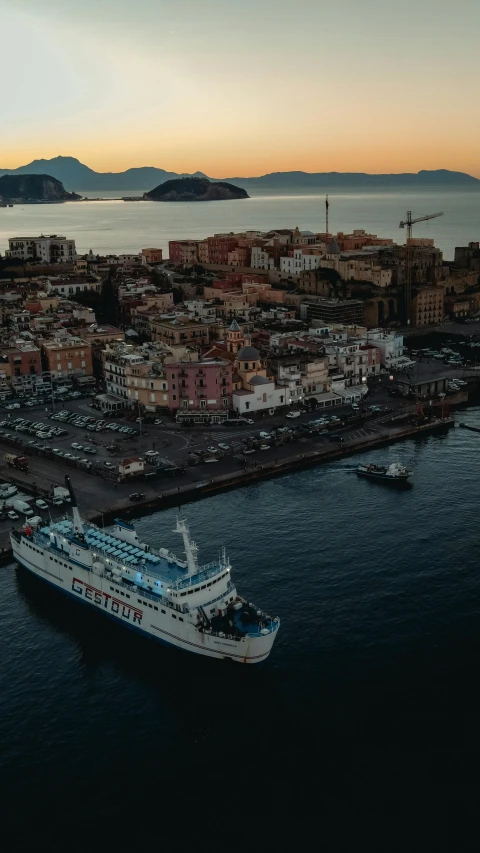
[1,0,479,177]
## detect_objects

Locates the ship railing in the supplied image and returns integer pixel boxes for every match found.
[202,580,236,608]
[245,617,280,638]
[173,560,229,590]
[106,575,184,612]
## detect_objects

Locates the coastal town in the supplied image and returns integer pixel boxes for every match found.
[0,224,478,546]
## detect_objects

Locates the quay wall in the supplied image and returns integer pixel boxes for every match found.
[0,417,454,564]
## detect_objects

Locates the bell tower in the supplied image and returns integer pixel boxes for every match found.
[226,318,243,354]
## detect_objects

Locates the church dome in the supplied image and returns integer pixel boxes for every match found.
[237,345,260,361]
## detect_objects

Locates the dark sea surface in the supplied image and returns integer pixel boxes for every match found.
[0,186,479,260]
[2,413,480,851]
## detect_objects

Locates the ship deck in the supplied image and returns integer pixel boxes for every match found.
[36,520,225,588]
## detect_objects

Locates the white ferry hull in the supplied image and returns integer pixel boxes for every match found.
[12,539,277,664]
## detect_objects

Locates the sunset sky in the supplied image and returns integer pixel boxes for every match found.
[1,0,479,177]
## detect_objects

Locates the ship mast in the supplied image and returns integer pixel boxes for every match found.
[64,475,84,537]
[174,517,198,575]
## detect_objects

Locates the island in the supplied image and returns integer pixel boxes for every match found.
[144,176,249,202]
[0,174,81,204]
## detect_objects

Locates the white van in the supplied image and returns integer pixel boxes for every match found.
[286,411,301,419]
[12,499,34,517]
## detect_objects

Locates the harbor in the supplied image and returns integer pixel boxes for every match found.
[0,408,455,560]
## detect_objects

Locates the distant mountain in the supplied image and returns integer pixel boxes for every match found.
[229,169,480,189]
[0,173,81,202]
[0,156,478,192]
[145,177,249,202]
[0,156,208,192]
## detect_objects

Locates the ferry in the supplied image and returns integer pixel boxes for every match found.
[356,462,412,485]
[11,477,280,664]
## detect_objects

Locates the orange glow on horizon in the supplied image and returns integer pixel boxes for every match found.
[2,146,479,179]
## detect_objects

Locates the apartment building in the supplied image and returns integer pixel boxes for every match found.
[167,358,232,414]
[141,248,163,265]
[149,315,210,347]
[411,286,445,327]
[41,336,93,379]
[6,235,77,263]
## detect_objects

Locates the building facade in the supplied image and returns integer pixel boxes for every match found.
[41,337,93,379]
[167,358,232,415]
[6,236,77,263]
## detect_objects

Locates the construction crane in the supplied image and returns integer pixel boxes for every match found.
[399,210,444,324]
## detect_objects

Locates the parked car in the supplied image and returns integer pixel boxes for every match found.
[36,499,49,510]
[129,493,145,502]
[7,510,19,520]
[218,443,230,451]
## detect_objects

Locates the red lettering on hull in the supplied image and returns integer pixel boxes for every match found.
[72,578,143,624]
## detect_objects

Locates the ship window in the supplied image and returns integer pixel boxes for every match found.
[201,585,206,590]
[181,592,186,597]
[120,592,124,596]
[137,599,142,604]
[154,606,158,611]
[111,586,114,591]
[161,609,165,614]
[172,614,176,619]
[148,603,152,608]
[126,594,130,599]
[179,617,183,622]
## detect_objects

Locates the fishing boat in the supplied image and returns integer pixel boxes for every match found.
[356,462,412,485]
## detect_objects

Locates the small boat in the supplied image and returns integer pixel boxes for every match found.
[356,462,412,485]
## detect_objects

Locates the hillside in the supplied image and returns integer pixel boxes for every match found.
[1,156,479,193]
[144,177,249,202]
[0,173,80,202]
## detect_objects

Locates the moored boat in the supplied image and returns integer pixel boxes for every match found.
[10,476,280,663]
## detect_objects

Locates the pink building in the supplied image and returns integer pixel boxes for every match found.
[167,357,232,414]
